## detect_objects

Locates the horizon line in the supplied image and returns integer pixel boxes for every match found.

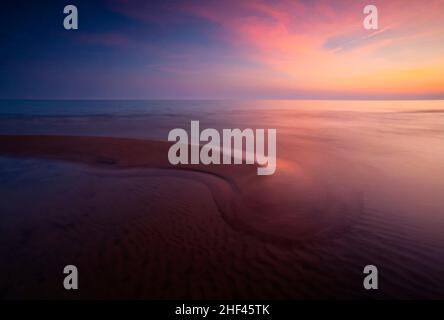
[2,98,444,102]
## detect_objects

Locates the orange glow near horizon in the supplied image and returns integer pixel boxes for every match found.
[4,0,444,99]
[177,0,444,98]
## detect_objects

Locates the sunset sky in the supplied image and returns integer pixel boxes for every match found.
[1,0,444,99]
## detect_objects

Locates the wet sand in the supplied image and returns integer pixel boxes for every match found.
[1,100,444,299]
[0,134,366,299]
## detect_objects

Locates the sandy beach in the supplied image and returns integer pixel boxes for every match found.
[1,100,444,299]
[0,134,362,299]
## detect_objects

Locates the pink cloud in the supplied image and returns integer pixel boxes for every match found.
[105,0,444,97]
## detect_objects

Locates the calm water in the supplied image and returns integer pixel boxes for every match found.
[1,100,444,298]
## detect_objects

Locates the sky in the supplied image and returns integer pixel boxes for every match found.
[1,0,444,99]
